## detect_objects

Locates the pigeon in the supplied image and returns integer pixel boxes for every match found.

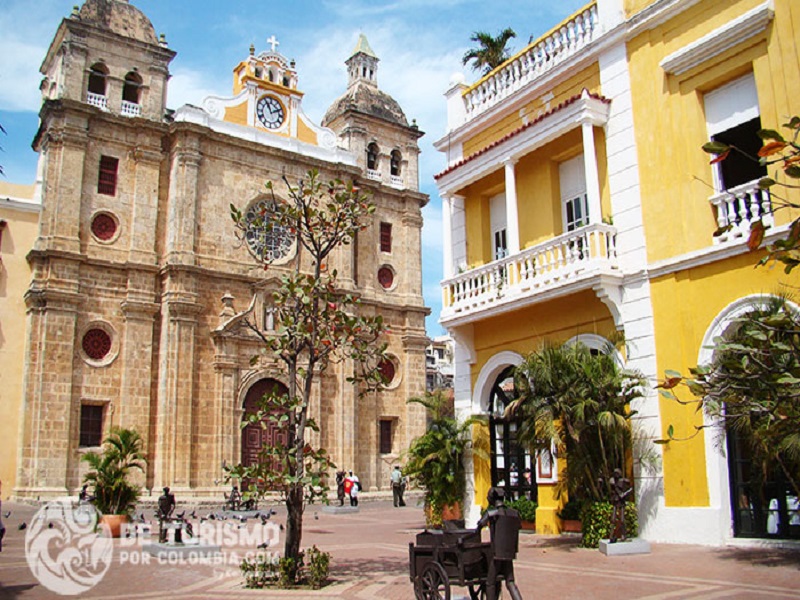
[279,524,284,531]
[238,515,248,524]
[200,517,207,524]
[48,522,54,529]
[260,514,271,525]
[208,514,216,521]
[257,541,269,549]
[189,510,197,519]
[3,511,10,518]
[138,513,147,523]
[18,522,27,530]
[314,512,319,520]
[176,511,186,520]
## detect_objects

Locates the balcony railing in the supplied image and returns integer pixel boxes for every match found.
[120,100,141,117]
[389,174,404,188]
[366,169,381,181]
[462,3,599,120]
[709,180,773,244]
[442,223,618,319]
[87,92,108,110]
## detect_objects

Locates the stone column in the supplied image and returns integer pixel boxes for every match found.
[503,158,520,254]
[17,276,82,498]
[165,134,201,266]
[581,121,602,224]
[443,195,454,279]
[129,143,163,265]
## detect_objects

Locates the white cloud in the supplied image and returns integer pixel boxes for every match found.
[166,68,227,111]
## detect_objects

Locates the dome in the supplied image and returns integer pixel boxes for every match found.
[78,0,158,45]
[322,82,408,128]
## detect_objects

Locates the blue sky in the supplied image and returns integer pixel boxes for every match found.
[0,0,589,336]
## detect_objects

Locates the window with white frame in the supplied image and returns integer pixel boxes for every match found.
[490,193,508,260]
[559,154,589,232]
[704,73,765,191]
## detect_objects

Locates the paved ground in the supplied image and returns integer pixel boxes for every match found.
[1,498,799,599]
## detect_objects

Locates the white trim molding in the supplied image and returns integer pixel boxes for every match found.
[659,0,775,76]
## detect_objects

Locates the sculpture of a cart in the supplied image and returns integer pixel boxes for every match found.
[408,527,493,600]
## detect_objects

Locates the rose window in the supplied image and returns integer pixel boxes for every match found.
[91,212,117,241]
[244,200,294,262]
[82,328,112,360]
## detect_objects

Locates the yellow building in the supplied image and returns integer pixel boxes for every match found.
[0,183,41,495]
[435,0,799,543]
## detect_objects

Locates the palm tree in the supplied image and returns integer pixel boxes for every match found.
[404,390,487,526]
[508,341,644,502]
[462,28,517,75]
[82,427,147,516]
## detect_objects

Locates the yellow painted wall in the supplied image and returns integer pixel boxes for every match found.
[297,118,319,146]
[224,101,249,127]
[0,190,40,498]
[462,64,601,158]
[651,250,785,506]
[627,0,800,265]
[462,126,611,265]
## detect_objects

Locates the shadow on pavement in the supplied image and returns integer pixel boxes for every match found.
[331,555,408,578]
[0,584,39,599]
[715,546,800,569]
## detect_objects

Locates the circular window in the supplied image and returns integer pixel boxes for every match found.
[244,199,295,262]
[378,266,394,289]
[90,212,118,242]
[82,328,112,360]
[379,358,396,386]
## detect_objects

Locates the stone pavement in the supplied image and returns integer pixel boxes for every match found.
[1,498,799,599]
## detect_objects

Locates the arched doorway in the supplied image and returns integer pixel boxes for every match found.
[489,367,535,502]
[241,378,289,472]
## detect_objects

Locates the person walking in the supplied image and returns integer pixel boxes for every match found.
[0,480,5,552]
[391,466,406,507]
[349,471,360,507]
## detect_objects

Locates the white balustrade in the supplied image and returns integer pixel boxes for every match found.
[366,169,381,181]
[120,100,141,117]
[87,92,107,110]
[709,180,773,244]
[390,174,404,189]
[462,3,599,120]
[443,223,617,316]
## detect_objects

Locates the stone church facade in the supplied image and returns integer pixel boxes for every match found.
[15,0,429,499]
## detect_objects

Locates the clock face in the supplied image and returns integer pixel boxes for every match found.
[256,95,285,129]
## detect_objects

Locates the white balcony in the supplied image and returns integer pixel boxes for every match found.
[709,179,773,244]
[120,100,141,117]
[462,3,599,120]
[389,174,404,189]
[366,169,381,181]
[87,92,107,110]
[441,223,620,326]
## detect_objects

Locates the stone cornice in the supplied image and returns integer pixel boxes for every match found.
[659,0,774,76]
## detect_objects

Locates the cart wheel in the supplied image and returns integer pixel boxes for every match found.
[468,583,487,600]
[419,562,450,600]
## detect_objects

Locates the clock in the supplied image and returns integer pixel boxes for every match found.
[256,95,285,129]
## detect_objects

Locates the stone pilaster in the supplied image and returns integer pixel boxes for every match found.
[165,134,202,266]
[128,143,163,265]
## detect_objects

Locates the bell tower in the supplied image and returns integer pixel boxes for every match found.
[346,34,379,89]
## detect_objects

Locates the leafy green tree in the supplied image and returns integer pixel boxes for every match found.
[508,341,644,502]
[228,170,387,572]
[462,28,517,75]
[404,390,487,526]
[703,116,800,272]
[657,296,800,498]
[82,427,147,516]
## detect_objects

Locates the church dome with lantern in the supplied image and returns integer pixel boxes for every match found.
[322,34,408,128]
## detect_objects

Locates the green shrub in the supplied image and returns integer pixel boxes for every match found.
[580,501,638,548]
[305,545,330,589]
[278,554,303,588]
[506,497,538,522]
[556,498,584,521]
[240,553,278,588]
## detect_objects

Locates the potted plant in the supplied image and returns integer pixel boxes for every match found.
[557,498,583,533]
[81,427,147,537]
[507,497,537,530]
[404,391,487,527]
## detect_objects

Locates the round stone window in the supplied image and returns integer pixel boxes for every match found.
[379,358,396,386]
[244,199,295,262]
[90,212,118,242]
[82,328,112,361]
[378,266,395,289]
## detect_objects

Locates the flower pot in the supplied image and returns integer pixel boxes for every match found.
[100,514,129,538]
[520,520,536,531]
[441,503,463,522]
[562,519,582,533]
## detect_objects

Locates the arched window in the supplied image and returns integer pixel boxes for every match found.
[122,71,142,104]
[367,142,379,171]
[87,63,108,96]
[489,367,535,502]
[390,150,402,177]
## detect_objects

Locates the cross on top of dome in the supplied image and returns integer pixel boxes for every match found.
[266,35,279,53]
